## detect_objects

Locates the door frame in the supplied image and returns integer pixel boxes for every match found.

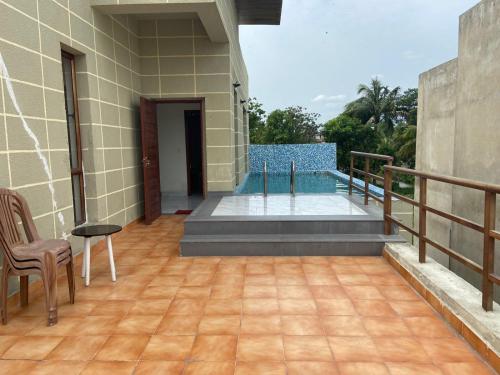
[153,98,207,199]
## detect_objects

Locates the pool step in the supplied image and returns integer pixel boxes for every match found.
[184,219,386,236]
[180,234,406,257]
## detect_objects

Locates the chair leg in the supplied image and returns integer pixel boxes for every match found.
[20,276,29,307]
[42,252,58,326]
[66,254,75,305]
[1,265,9,325]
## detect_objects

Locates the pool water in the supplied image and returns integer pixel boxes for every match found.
[238,172,351,194]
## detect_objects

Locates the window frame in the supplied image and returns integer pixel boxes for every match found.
[61,51,86,226]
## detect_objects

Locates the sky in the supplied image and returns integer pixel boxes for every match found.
[239,0,479,122]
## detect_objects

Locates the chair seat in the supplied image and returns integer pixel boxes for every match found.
[13,239,71,261]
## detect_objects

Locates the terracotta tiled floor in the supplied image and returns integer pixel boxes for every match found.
[0,216,495,374]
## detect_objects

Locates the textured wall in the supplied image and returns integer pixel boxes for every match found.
[415,0,499,299]
[415,59,458,266]
[249,144,337,173]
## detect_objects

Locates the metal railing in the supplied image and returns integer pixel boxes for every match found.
[263,161,268,196]
[349,151,393,205]
[290,161,296,195]
[383,165,500,311]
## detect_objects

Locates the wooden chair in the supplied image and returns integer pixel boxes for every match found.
[0,188,75,326]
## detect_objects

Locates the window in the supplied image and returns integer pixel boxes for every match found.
[61,51,85,225]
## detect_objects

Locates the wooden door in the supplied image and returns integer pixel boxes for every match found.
[140,97,161,224]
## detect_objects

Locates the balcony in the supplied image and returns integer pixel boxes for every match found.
[0,216,495,374]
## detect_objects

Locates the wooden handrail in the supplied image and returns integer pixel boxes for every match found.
[349,151,392,206]
[382,163,500,311]
[351,151,394,161]
[385,165,500,194]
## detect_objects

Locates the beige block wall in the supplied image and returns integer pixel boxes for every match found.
[137,15,249,192]
[0,0,250,293]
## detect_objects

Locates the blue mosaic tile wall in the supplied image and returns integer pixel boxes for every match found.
[249,144,337,172]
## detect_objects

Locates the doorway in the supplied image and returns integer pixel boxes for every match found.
[140,98,206,224]
[185,110,203,196]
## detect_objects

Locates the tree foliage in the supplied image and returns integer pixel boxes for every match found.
[323,114,379,172]
[248,97,267,144]
[325,78,418,170]
[248,98,320,145]
[263,107,320,144]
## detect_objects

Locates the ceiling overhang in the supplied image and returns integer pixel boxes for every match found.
[236,0,283,25]
[90,1,228,42]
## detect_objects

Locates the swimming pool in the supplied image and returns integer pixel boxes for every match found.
[237,171,351,194]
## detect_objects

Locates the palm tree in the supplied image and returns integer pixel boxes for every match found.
[346,78,401,133]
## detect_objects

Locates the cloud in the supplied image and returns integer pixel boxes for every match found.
[312,94,346,103]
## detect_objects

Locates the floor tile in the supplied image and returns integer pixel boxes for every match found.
[343,285,385,300]
[316,299,356,315]
[284,336,333,361]
[337,274,372,285]
[310,286,347,299]
[2,336,63,360]
[281,315,324,335]
[47,335,107,360]
[328,336,380,362]
[157,314,201,335]
[134,361,184,375]
[176,286,212,299]
[0,336,19,355]
[128,299,172,315]
[89,300,134,316]
[244,285,278,298]
[167,299,206,315]
[279,299,317,315]
[337,362,390,374]
[404,317,453,338]
[29,360,87,375]
[0,360,37,373]
[388,301,435,317]
[235,361,286,375]
[321,316,367,336]
[198,315,241,335]
[353,300,397,317]
[385,363,444,375]
[287,361,338,375]
[419,337,479,362]
[95,335,149,361]
[115,315,163,334]
[210,285,244,298]
[243,299,280,314]
[190,335,238,361]
[204,299,242,315]
[277,286,313,299]
[80,361,136,375]
[246,264,274,275]
[141,335,194,361]
[241,315,282,334]
[374,337,431,363]
[439,362,495,375]
[237,335,284,361]
[183,361,234,375]
[71,316,121,335]
[362,317,412,337]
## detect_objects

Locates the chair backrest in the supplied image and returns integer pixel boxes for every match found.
[0,188,40,267]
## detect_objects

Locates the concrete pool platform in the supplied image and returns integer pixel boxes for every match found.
[180,194,406,257]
